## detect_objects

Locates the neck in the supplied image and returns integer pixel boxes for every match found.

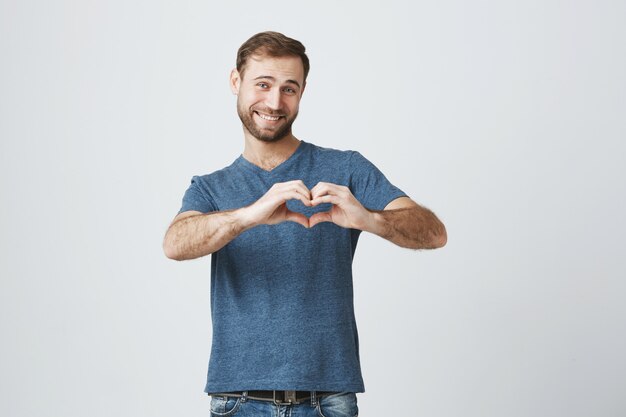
[242,132,301,171]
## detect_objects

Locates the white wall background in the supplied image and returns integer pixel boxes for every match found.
[1,1,625,416]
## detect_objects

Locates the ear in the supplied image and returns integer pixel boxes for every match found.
[229,68,240,95]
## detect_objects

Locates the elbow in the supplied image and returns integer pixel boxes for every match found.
[163,237,184,261]
[419,221,447,250]
[163,244,180,261]
[431,219,448,249]
[163,235,212,261]
[434,226,447,248]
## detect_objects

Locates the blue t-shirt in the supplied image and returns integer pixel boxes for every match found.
[178,140,407,393]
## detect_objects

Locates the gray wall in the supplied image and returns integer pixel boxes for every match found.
[1,1,624,416]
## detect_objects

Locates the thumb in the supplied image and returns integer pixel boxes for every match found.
[309,211,332,228]
[285,209,310,228]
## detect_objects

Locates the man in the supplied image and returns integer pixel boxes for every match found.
[163,31,446,417]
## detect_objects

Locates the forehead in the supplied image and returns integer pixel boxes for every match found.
[242,54,304,84]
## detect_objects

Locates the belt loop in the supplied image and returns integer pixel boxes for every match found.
[311,390,317,406]
[241,391,248,403]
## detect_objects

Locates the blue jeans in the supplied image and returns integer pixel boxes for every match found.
[209,391,358,417]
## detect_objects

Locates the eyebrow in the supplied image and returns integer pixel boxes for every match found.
[253,75,301,89]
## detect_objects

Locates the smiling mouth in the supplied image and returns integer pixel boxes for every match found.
[254,111,284,121]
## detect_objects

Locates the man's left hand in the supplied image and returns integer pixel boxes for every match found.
[308,182,372,230]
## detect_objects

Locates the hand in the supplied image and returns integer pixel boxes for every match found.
[242,180,312,228]
[308,182,372,229]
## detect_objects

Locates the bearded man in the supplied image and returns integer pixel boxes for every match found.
[163,31,447,417]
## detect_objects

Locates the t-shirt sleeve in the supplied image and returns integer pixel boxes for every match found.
[349,151,408,211]
[178,175,218,214]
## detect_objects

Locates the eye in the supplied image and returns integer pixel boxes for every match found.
[283,87,296,94]
[257,82,269,89]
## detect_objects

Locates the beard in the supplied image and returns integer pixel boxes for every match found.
[237,102,298,143]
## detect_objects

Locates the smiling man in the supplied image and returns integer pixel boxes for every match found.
[163,31,446,417]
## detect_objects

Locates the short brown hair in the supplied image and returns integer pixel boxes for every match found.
[236,31,310,82]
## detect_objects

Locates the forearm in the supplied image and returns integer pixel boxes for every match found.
[365,206,447,249]
[163,209,253,261]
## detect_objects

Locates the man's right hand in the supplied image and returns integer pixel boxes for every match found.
[164,180,313,260]
[240,180,312,228]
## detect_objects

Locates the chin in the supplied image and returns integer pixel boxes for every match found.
[250,123,293,143]
[255,131,290,143]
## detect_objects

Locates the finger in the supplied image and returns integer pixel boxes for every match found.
[269,189,310,207]
[311,182,346,199]
[285,210,310,228]
[310,181,331,197]
[309,211,332,227]
[278,181,312,202]
[279,190,313,207]
[310,194,340,206]
[281,179,310,192]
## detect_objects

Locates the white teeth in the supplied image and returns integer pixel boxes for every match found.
[257,112,281,121]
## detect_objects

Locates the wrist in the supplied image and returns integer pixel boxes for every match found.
[362,209,385,235]
[233,205,258,230]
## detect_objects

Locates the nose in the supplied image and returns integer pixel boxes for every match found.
[265,87,282,111]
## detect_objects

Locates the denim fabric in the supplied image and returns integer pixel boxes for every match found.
[209,392,358,417]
